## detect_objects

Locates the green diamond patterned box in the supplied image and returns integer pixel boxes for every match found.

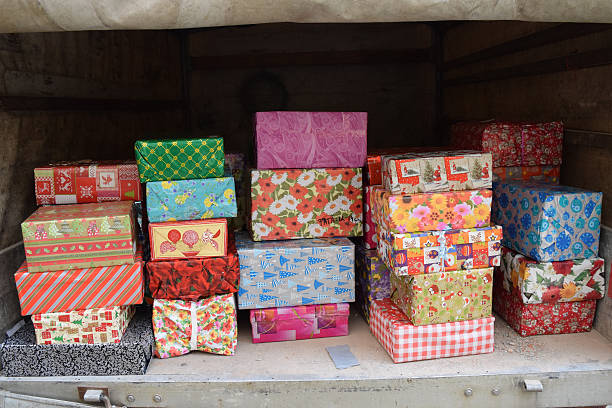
[134,137,225,182]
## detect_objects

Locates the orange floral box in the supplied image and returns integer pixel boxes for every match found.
[250,168,363,241]
[372,188,492,234]
[149,219,228,261]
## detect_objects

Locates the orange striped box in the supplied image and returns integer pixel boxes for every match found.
[15,252,144,316]
[21,201,137,272]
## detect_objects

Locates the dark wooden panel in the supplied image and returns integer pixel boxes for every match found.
[0,96,183,112]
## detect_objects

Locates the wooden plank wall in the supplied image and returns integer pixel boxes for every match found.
[442,22,612,226]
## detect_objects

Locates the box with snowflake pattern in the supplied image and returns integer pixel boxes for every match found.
[235,232,355,309]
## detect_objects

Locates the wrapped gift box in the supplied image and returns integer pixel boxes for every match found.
[373,188,492,234]
[21,201,137,273]
[251,168,363,241]
[391,267,493,325]
[370,299,494,363]
[493,166,560,183]
[134,137,225,182]
[15,251,144,316]
[450,121,563,167]
[225,152,249,231]
[366,147,446,186]
[152,294,237,358]
[493,269,596,336]
[146,238,240,300]
[363,185,378,249]
[500,246,605,304]
[149,219,227,260]
[378,226,502,276]
[0,308,154,376]
[146,177,237,223]
[34,160,141,205]
[493,181,602,261]
[236,233,355,309]
[32,306,134,345]
[381,150,492,194]
[356,246,391,322]
[250,303,349,343]
[255,111,367,169]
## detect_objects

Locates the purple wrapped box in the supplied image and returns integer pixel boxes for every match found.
[356,245,391,322]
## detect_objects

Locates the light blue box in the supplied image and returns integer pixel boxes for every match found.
[493,181,602,261]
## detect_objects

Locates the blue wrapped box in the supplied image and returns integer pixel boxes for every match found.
[146,178,237,223]
[493,181,602,261]
[235,232,355,309]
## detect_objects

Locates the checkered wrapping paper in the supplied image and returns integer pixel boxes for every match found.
[370,298,494,363]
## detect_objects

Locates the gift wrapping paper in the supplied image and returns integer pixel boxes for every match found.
[493,181,602,261]
[381,150,492,194]
[366,147,446,186]
[236,233,355,309]
[255,111,367,169]
[32,306,134,345]
[152,295,237,358]
[493,166,560,183]
[34,160,141,205]
[134,137,225,182]
[378,226,502,276]
[356,245,391,322]
[500,246,605,304]
[0,308,154,376]
[370,299,494,363]
[363,185,378,249]
[15,251,144,316]
[146,238,240,300]
[391,267,493,325]
[373,188,492,234]
[225,152,249,231]
[149,219,228,260]
[251,168,363,241]
[493,269,595,336]
[146,177,237,223]
[21,201,137,273]
[450,121,563,167]
[250,303,350,343]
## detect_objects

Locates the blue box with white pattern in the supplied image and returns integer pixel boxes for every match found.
[235,232,355,309]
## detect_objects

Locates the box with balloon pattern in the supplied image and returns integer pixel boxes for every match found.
[149,219,227,261]
[492,181,602,262]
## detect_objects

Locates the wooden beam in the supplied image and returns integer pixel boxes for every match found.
[0,96,183,112]
[444,47,612,87]
[191,48,433,70]
[444,23,612,71]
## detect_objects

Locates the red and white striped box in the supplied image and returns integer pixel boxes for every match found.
[370,298,494,363]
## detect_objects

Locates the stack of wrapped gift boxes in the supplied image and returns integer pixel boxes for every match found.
[238,111,367,343]
[370,151,500,363]
[135,137,240,358]
[4,161,153,377]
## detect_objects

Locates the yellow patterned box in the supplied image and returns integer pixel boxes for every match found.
[149,219,228,260]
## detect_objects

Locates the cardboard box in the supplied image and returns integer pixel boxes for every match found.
[391,267,493,325]
[152,295,237,358]
[250,168,363,241]
[15,252,144,316]
[378,226,502,276]
[500,246,605,304]
[21,201,137,272]
[450,121,563,167]
[146,238,240,300]
[146,177,237,223]
[370,299,494,363]
[134,137,225,182]
[32,306,134,345]
[381,150,492,194]
[34,160,141,205]
[250,303,349,343]
[493,269,596,336]
[236,233,355,309]
[493,181,602,261]
[149,219,228,260]
[492,166,560,183]
[356,245,391,322]
[255,111,367,169]
[372,188,492,234]
[0,308,154,376]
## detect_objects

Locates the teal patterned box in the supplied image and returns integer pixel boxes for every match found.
[146,178,237,223]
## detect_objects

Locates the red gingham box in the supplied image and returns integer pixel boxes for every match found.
[370,298,494,363]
